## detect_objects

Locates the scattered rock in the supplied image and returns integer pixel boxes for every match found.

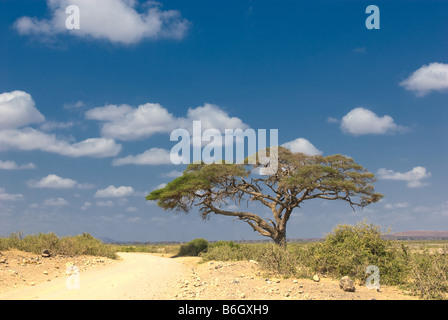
[293,280,298,284]
[214,262,223,270]
[249,260,258,264]
[240,293,246,298]
[339,276,356,292]
[313,274,320,282]
[41,249,52,258]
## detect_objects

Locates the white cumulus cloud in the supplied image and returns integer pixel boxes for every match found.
[0,127,122,158]
[86,103,178,141]
[27,174,78,189]
[400,62,448,96]
[185,104,249,132]
[95,185,135,198]
[0,91,45,129]
[0,91,122,158]
[340,107,406,136]
[14,0,190,45]
[87,102,249,141]
[377,166,431,188]
[282,138,322,156]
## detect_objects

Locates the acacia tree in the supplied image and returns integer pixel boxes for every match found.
[147,147,383,246]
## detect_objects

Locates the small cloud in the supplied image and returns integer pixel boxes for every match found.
[81,201,92,210]
[400,62,448,96]
[28,174,78,189]
[0,188,23,201]
[341,107,407,136]
[0,90,45,129]
[112,147,172,166]
[126,206,138,212]
[326,117,339,124]
[377,166,431,188]
[161,170,183,178]
[0,160,35,170]
[153,183,167,190]
[0,127,122,158]
[384,202,409,209]
[27,174,94,189]
[13,0,190,45]
[282,138,322,156]
[94,185,134,198]
[63,101,85,110]
[43,197,68,206]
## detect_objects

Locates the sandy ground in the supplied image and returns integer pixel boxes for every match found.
[0,251,186,300]
[0,250,418,300]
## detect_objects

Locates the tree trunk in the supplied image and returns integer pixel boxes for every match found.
[273,229,287,247]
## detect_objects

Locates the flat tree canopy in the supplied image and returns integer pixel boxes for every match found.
[147,147,383,246]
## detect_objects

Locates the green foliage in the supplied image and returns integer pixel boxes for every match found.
[305,221,408,285]
[252,244,299,277]
[147,163,248,212]
[178,238,209,256]
[210,240,241,249]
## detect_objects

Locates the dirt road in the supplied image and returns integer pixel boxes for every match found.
[0,252,187,300]
[0,251,417,300]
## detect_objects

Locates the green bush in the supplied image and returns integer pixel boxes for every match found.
[200,242,248,261]
[253,244,298,277]
[178,238,209,256]
[210,240,241,249]
[305,221,408,285]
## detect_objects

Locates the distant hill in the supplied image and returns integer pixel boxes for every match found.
[390,230,448,240]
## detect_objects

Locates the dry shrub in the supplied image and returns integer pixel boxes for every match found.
[407,248,448,300]
[0,231,117,259]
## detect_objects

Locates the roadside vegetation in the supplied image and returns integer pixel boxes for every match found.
[198,222,447,300]
[0,231,118,259]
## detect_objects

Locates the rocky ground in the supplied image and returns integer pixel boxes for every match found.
[0,249,117,295]
[173,257,418,300]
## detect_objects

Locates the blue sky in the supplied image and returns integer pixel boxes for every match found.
[0,0,447,242]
